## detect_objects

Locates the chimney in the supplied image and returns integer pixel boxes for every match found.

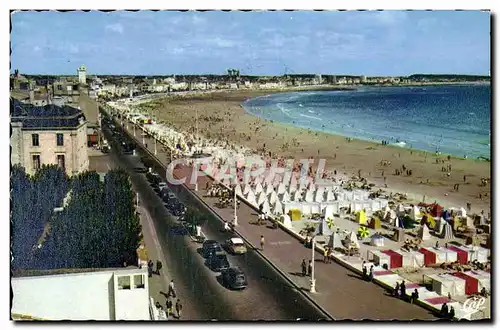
[29,90,35,104]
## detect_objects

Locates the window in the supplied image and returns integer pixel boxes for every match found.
[117,276,131,290]
[57,84,63,91]
[134,274,145,289]
[56,133,64,146]
[32,155,40,170]
[57,155,65,170]
[32,134,39,147]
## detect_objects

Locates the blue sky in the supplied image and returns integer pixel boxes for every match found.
[11,10,490,76]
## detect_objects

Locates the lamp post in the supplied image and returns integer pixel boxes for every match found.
[154,136,157,156]
[233,184,238,226]
[310,236,317,293]
[133,123,136,137]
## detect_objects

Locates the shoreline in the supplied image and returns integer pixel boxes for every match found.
[136,90,491,215]
[241,95,491,163]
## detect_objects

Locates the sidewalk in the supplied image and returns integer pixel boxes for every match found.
[136,203,190,321]
[120,121,436,320]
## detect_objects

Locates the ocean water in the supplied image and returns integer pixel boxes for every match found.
[242,85,491,159]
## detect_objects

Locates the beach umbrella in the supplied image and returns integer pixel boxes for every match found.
[269,191,278,205]
[234,184,243,197]
[255,183,263,194]
[326,217,335,229]
[305,189,315,203]
[282,191,291,202]
[265,183,274,196]
[357,226,370,239]
[326,190,335,202]
[277,183,286,195]
[243,184,251,195]
[315,187,325,203]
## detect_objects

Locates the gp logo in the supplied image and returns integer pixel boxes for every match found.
[460,296,486,319]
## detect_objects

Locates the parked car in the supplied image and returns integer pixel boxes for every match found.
[146,172,161,185]
[133,166,148,173]
[221,267,248,290]
[162,191,176,203]
[201,240,223,259]
[206,252,230,272]
[170,203,186,216]
[226,237,247,255]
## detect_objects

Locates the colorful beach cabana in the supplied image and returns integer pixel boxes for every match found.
[452,272,479,295]
[381,250,403,269]
[447,245,469,265]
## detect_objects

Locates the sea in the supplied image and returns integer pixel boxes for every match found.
[242,84,491,160]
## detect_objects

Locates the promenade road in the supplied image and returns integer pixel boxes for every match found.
[102,121,327,321]
[110,111,437,321]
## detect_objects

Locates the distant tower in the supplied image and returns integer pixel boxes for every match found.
[129,86,133,99]
[77,65,87,84]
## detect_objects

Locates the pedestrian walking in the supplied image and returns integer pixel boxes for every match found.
[147,260,153,278]
[166,299,173,319]
[393,282,400,297]
[323,248,329,263]
[308,260,312,276]
[156,260,162,275]
[362,261,367,279]
[368,265,374,282]
[260,235,265,251]
[175,299,183,319]
[400,280,406,300]
[301,259,307,277]
[168,280,176,298]
[410,288,419,304]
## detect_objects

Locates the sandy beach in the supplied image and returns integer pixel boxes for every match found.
[140,90,491,215]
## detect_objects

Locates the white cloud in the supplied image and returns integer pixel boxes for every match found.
[105,23,124,34]
[69,44,79,54]
[205,37,236,48]
[33,46,41,52]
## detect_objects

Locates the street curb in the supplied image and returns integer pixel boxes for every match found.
[104,110,334,321]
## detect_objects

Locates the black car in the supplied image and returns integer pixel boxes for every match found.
[221,267,248,290]
[206,252,230,272]
[170,203,186,216]
[133,166,148,173]
[146,172,161,185]
[162,191,176,203]
[201,240,223,259]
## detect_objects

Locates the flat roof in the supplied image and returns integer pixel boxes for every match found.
[230,237,244,245]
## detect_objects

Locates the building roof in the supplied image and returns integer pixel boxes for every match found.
[10,98,86,130]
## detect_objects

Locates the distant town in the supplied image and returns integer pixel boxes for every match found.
[11,66,490,104]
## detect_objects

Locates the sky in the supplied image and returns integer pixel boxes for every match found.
[10,10,491,76]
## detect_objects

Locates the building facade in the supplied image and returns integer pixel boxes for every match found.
[10,99,89,176]
[12,268,150,320]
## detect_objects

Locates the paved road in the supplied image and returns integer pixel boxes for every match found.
[106,108,437,321]
[102,122,327,321]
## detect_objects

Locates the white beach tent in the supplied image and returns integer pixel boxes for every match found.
[404,251,426,268]
[269,191,278,205]
[246,190,257,207]
[265,183,274,196]
[329,232,344,250]
[372,250,391,267]
[277,183,286,195]
[315,187,325,203]
[418,224,432,241]
[370,200,382,212]
[254,182,263,195]
[326,190,336,202]
[282,214,292,228]
[243,184,251,196]
[410,205,421,221]
[234,184,243,198]
[441,222,454,240]
[293,190,302,202]
[344,231,360,249]
[273,200,283,215]
[262,200,271,214]
[464,246,489,263]
[301,203,312,216]
[288,183,297,194]
[428,273,466,296]
[282,191,291,203]
[257,191,268,206]
[310,203,321,215]
[305,189,315,203]
[322,204,337,220]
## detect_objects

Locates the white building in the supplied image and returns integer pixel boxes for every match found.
[11,267,151,320]
[10,99,89,176]
[77,65,87,85]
